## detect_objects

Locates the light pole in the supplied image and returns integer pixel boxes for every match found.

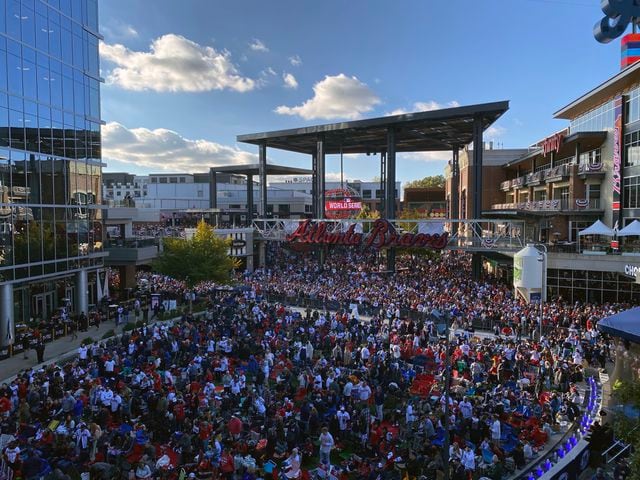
[536,244,547,340]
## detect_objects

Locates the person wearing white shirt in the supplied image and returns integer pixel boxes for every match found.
[461,446,475,472]
[459,397,473,419]
[491,416,501,442]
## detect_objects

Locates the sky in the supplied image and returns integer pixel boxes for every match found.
[98,0,624,184]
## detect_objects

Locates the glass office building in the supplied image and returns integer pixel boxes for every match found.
[0,0,103,345]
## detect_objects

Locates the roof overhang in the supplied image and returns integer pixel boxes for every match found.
[237,101,510,155]
[209,164,313,176]
[554,62,640,120]
[506,131,607,167]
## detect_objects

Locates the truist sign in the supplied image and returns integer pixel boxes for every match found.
[286,219,449,250]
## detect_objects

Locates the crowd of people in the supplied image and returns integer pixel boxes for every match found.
[0,248,622,480]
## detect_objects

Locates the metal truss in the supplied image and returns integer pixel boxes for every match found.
[252,218,527,252]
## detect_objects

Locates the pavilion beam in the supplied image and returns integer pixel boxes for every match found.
[311,152,318,219]
[316,137,325,219]
[258,143,267,217]
[209,169,217,210]
[451,146,460,236]
[472,116,484,280]
[246,174,254,227]
[386,128,397,273]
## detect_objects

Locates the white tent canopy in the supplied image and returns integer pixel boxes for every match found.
[578,219,615,237]
[618,220,640,237]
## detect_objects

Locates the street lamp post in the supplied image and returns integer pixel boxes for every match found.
[536,244,548,340]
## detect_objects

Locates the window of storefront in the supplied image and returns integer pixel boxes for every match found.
[587,184,601,201]
[569,221,592,242]
[625,131,640,167]
[624,176,640,208]
[579,149,602,166]
[534,190,547,201]
[626,87,640,125]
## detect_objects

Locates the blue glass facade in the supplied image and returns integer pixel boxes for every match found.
[0,0,102,328]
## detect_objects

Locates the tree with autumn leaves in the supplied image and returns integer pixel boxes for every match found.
[153,220,239,310]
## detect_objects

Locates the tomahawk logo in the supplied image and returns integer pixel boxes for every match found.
[594,0,640,43]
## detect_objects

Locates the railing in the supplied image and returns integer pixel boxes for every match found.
[525,171,543,185]
[491,198,601,212]
[543,163,569,181]
[578,162,604,174]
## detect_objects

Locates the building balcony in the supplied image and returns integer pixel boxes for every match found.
[490,198,601,214]
[525,171,544,186]
[543,163,570,182]
[577,162,605,179]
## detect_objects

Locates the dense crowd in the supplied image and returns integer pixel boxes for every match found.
[0,250,619,480]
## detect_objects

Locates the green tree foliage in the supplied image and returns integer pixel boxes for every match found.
[153,220,239,289]
[404,175,445,189]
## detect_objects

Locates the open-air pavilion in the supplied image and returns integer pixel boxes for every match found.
[235,101,510,275]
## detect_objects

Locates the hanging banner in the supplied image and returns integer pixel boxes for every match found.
[612,95,623,233]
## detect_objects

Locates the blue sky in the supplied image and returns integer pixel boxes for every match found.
[98,0,623,183]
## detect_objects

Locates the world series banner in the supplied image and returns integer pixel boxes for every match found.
[612,95,623,239]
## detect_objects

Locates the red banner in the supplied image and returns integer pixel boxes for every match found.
[286,219,449,250]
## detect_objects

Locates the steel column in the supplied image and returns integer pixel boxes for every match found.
[316,138,325,219]
[209,169,217,209]
[258,143,267,217]
[380,151,386,215]
[451,147,460,236]
[0,283,14,347]
[386,128,397,272]
[246,174,254,227]
[311,152,318,218]
[75,269,89,316]
[472,117,484,280]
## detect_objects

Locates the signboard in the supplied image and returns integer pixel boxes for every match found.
[325,199,363,211]
[542,132,565,156]
[286,219,449,250]
[612,95,624,244]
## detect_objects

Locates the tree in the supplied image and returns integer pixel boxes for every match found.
[404,175,445,189]
[153,220,240,311]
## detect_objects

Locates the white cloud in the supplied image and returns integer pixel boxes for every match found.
[486,125,506,138]
[100,34,256,93]
[400,151,452,163]
[275,74,380,120]
[249,38,269,52]
[102,21,139,40]
[283,72,298,89]
[102,122,256,171]
[289,55,302,66]
[387,100,460,116]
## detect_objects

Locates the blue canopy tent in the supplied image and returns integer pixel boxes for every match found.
[598,307,640,343]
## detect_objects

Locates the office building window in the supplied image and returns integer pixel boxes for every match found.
[570,99,615,133]
[624,176,640,208]
[625,131,640,167]
[627,87,640,125]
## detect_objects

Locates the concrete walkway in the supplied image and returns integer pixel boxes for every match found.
[1,315,142,382]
